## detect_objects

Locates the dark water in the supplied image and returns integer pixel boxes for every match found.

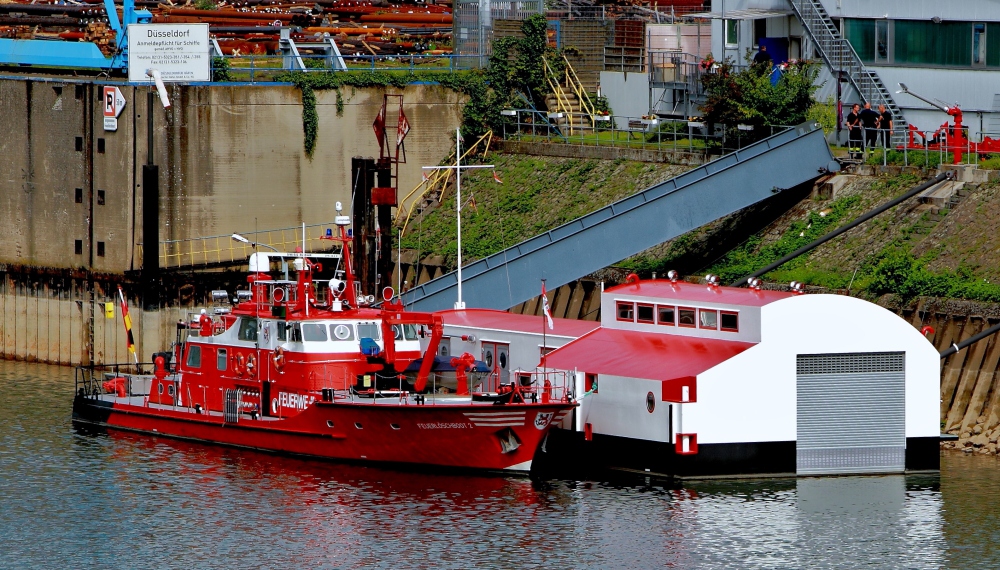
[1,361,996,569]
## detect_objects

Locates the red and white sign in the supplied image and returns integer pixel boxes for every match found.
[103,86,126,131]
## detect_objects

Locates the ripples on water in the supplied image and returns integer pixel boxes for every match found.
[0,361,995,569]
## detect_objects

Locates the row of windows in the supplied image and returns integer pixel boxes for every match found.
[845,19,1000,68]
[616,301,739,332]
[234,317,419,344]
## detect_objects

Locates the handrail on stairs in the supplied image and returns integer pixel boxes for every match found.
[542,56,577,135]
[395,130,494,237]
[562,54,597,127]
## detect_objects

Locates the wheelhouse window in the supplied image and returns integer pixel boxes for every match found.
[217,348,227,371]
[277,321,287,341]
[302,323,328,342]
[657,305,675,326]
[678,307,696,327]
[403,323,418,340]
[616,302,635,322]
[699,309,718,330]
[636,303,655,324]
[358,323,381,340]
[238,318,258,342]
[721,311,739,332]
[289,323,302,343]
[186,345,202,368]
[330,323,355,341]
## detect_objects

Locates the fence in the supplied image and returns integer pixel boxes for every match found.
[499,110,795,156]
[143,222,340,269]
[851,129,1000,168]
[213,53,470,83]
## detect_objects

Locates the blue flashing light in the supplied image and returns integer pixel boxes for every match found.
[347,229,353,238]
[326,228,333,237]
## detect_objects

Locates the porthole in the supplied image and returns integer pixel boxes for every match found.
[646,391,655,413]
[157,383,163,395]
[390,423,401,430]
[355,422,363,429]
[326,420,335,428]
[168,384,175,396]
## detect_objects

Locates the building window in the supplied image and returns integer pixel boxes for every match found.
[753,19,766,47]
[636,303,655,324]
[721,311,739,332]
[895,20,971,67]
[186,345,202,368]
[699,309,718,330]
[678,307,696,327]
[657,305,675,326]
[96,242,105,257]
[616,302,635,322]
[217,348,227,371]
[725,19,739,48]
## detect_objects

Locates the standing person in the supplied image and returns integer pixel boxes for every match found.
[859,101,879,152]
[753,45,772,69]
[877,104,893,148]
[846,103,863,159]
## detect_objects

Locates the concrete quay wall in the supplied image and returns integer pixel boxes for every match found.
[0,77,463,273]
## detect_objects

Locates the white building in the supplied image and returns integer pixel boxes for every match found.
[543,278,940,478]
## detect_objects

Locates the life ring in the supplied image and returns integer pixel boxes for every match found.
[233,353,246,377]
[246,354,257,377]
[272,347,286,373]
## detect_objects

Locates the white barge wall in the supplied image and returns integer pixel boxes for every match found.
[684,294,940,446]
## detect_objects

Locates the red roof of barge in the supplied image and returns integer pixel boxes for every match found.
[438,309,599,338]
[544,327,755,381]
[605,280,794,307]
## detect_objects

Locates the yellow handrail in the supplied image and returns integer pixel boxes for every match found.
[563,54,596,127]
[542,56,576,135]
[395,130,493,237]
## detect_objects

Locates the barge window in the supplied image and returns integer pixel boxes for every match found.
[238,318,258,342]
[289,323,302,343]
[678,307,696,327]
[303,323,328,342]
[186,345,202,368]
[657,305,675,326]
[277,321,287,341]
[721,311,739,332]
[358,323,381,340]
[217,348,227,371]
[616,302,635,322]
[331,324,355,341]
[699,309,718,330]
[636,303,655,324]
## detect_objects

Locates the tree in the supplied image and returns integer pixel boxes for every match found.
[701,57,820,146]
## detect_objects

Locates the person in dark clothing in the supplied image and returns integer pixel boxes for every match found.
[753,45,773,69]
[877,104,893,148]
[846,103,863,159]
[859,101,880,151]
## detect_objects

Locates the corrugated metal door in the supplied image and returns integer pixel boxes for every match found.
[796,352,905,475]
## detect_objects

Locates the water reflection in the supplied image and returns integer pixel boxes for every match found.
[0,361,981,569]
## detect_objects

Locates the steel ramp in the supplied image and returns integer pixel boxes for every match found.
[401,122,837,312]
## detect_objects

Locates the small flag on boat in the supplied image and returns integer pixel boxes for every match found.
[118,286,136,355]
[541,281,554,330]
[493,170,503,184]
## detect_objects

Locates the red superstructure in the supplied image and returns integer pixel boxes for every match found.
[73,220,575,473]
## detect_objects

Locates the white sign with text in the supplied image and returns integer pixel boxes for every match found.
[127,24,210,83]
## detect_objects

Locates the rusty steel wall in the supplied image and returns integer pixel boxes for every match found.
[0,78,464,273]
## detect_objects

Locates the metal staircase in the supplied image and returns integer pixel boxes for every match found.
[543,55,597,135]
[788,0,905,143]
[401,122,836,312]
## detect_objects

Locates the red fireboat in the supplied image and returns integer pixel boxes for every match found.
[73,214,575,473]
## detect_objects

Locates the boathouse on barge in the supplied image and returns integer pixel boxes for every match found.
[543,277,940,478]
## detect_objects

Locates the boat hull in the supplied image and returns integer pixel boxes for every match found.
[73,394,573,473]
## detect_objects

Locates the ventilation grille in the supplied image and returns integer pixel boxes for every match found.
[797,352,903,375]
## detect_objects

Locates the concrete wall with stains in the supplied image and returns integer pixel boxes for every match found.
[0,78,464,273]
